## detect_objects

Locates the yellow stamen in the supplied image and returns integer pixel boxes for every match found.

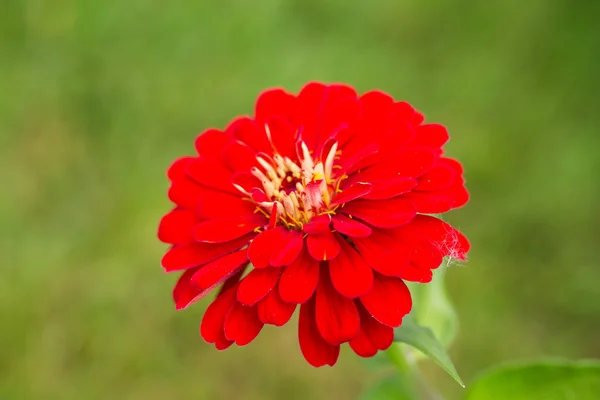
[286,212,302,228]
[278,216,292,229]
[299,210,309,223]
[245,139,349,231]
[335,174,348,193]
[254,207,270,218]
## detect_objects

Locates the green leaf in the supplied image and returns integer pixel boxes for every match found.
[394,314,464,387]
[407,266,458,348]
[360,375,416,400]
[465,360,600,400]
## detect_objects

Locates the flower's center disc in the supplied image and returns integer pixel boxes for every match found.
[243,140,342,230]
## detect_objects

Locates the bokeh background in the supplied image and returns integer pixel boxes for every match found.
[2,1,599,399]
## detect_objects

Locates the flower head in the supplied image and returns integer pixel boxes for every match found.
[158,82,470,367]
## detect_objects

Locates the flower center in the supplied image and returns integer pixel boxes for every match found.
[246,141,343,230]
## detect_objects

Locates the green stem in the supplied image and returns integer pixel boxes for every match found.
[386,345,447,400]
[386,344,419,398]
[387,343,414,375]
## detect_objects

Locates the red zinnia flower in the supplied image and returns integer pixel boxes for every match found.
[158,82,470,367]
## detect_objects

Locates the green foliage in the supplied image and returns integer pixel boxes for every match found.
[408,265,458,349]
[466,360,600,400]
[394,315,464,387]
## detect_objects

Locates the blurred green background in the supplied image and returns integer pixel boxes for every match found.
[2,1,599,399]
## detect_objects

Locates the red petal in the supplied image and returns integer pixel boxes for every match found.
[319,137,340,168]
[174,288,203,310]
[158,208,197,244]
[167,157,195,181]
[268,203,278,229]
[349,329,378,357]
[409,124,449,148]
[168,176,206,209]
[247,226,287,268]
[231,171,262,194]
[391,230,444,270]
[279,249,320,304]
[255,88,296,122]
[270,229,304,266]
[400,263,433,283]
[381,121,415,152]
[258,284,296,326]
[411,112,425,125]
[172,267,203,310]
[403,191,455,213]
[250,188,270,203]
[399,215,470,260]
[228,117,271,154]
[161,235,252,272]
[450,184,470,209]
[186,157,238,195]
[405,178,469,213]
[414,164,455,191]
[218,266,247,295]
[292,82,328,149]
[360,274,412,327]
[439,157,464,176]
[330,182,372,206]
[363,177,417,200]
[223,302,264,346]
[315,267,360,344]
[306,230,341,261]
[191,250,249,292]
[196,191,255,219]
[303,214,332,234]
[173,267,197,302]
[215,333,234,351]
[351,146,437,182]
[336,143,379,175]
[351,123,414,172]
[394,146,439,178]
[194,129,231,159]
[354,91,395,153]
[352,231,411,277]
[342,198,416,228]
[357,301,394,350]
[318,95,360,152]
[298,298,340,367]
[265,116,297,158]
[237,267,281,306]
[224,140,258,172]
[200,285,237,349]
[296,84,358,154]
[192,215,264,243]
[331,215,372,237]
[329,239,373,298]
[360,90,395,120]
[389,100,417,123]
